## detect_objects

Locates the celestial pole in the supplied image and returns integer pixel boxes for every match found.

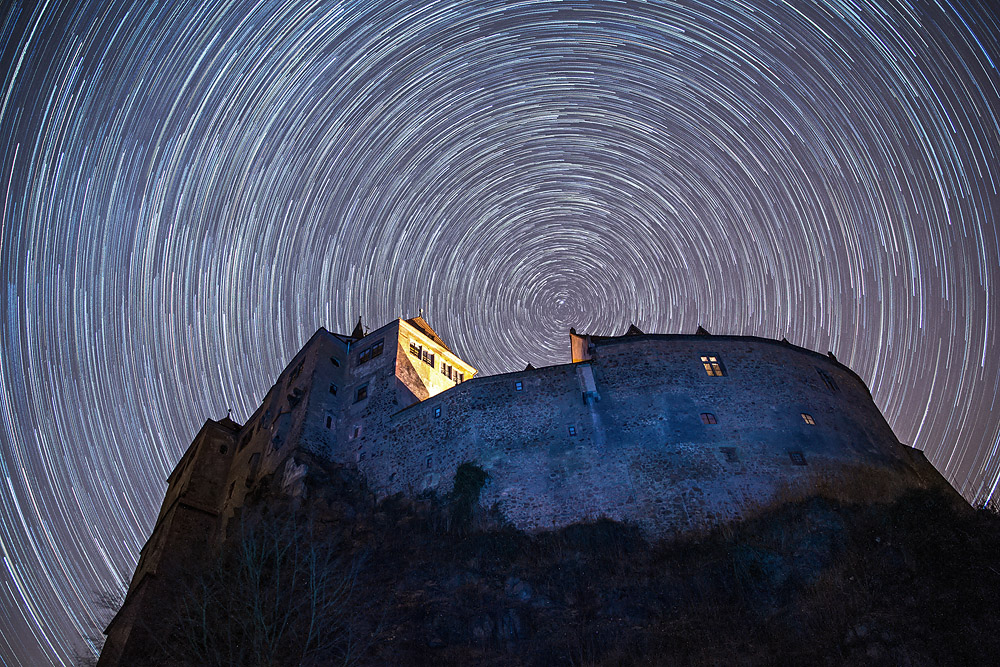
[1,0,998,663]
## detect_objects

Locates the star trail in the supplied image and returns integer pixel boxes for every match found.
[1,0,999,663]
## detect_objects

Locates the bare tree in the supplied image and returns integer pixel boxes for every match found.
[152,511,367,666]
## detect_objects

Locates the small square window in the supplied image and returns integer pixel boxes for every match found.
[355,385,368,402]
[515,381,523,391]
[789,451,807,466]
[568,426,576,435]
[329,383,338,395]
[701,355,726,376]
[700,412,718,425]
[720,447,738,463]
[801,413,815,425]
[433,406,441,418]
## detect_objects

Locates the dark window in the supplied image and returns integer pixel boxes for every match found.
[355,385,368,402]
[789,451,807,466]
[816,368,839,392]
[701,355,726,376]
[352,426,360,439]
[330,356,341,367]
[358,340,383,365]
[568,426,576,435]
[426,455,433,469]
[433,406,441,418]
[325,416,332,429]
[329,383,337,395]
[457,372,464,383]
[700,412,718,425]
[720,447,738,463]
[515,381,523,391]
[801,413,816,425]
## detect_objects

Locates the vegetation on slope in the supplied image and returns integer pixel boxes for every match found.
[130,459,1000,666]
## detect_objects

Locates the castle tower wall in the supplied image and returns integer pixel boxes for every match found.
[99,418,237,666]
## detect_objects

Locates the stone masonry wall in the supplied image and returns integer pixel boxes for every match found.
[360,335,920,536]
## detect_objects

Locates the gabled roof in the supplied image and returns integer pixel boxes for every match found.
[405,316,452,352]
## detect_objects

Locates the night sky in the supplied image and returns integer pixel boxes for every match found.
[1,0,998,663]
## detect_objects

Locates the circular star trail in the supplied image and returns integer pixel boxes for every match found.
[2,0,999,663]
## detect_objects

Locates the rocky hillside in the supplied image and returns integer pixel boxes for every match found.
[123,456,1000,666]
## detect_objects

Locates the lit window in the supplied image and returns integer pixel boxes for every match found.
[433,406,441,418]
[568,426,576,435]
[701,355,725,376]
[700,413,718,425]
[355,385,368,402]
[801,413,815,425]
[329,383,337,395]
[409,341,421,357]
[789,451,807,466]
[515,381,523,391]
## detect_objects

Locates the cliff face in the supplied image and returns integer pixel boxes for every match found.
[105,456,1000,667]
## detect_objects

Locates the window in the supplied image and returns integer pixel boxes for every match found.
[568,426,576,435]
[426,455,433,469]
[789,450,807,466]
[433,406,441,418]
[330,356,341,367]
[329,383,338,395]
[325,416,332,429]
[816,368,839,392]
[358,340,383,365]
[409,341,421,357]
[801,413,815,425]
[352,425,360,439]
[701,355,725,376]
[355,385,368,402]
[457,372,464,383]
[720,447,738,463]
[421,348,435,367]
[700,412,718,425]
[515,381,523,391]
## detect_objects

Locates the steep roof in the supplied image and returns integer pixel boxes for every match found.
[405,316,452,352]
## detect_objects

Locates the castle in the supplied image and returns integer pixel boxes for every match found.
[99,317,949,665]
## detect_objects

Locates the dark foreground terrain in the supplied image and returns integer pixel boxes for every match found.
[99,458,1000,666]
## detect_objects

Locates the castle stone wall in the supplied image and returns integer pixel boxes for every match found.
[359,335,919,535]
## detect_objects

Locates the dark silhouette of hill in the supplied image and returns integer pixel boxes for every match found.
[112,455,1000,666]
